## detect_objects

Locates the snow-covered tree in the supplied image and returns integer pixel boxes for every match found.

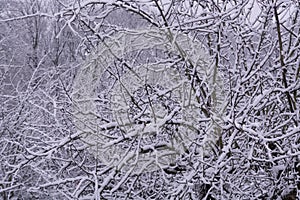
[0,0,299,199]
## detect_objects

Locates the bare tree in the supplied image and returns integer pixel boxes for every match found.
[0,0,299,199]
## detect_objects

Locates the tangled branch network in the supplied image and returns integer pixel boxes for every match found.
[72,28,225,172]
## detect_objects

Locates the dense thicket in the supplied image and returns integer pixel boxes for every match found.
[0,0,299,199]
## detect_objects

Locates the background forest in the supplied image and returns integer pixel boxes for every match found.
[0,0,299,199]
